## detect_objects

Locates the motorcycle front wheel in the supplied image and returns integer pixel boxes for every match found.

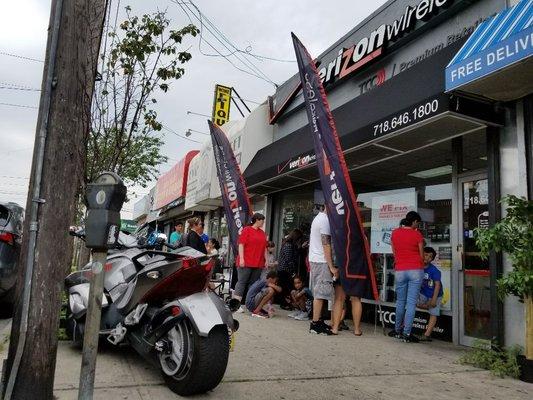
[158,318,229,396]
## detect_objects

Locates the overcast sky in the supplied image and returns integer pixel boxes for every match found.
[0,0,387,219]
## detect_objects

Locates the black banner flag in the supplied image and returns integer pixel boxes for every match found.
[292,33,378,300]
[208,120,252,256]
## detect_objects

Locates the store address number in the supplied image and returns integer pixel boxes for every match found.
[373,99,440,137]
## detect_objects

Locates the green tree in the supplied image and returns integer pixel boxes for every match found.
[475,195,533,360]
[86,6,198,190]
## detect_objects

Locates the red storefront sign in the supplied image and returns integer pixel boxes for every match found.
[154,150,199,210]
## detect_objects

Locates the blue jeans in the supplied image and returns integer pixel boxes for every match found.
[395,269,424,335]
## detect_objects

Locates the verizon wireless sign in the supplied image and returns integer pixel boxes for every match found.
[319,0,455,85]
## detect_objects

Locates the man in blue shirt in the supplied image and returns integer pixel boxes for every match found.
[169,222,183,245]
[199,223,209,243]
[417,246,443,341]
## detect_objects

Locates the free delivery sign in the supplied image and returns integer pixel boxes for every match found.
[446,25,533,92]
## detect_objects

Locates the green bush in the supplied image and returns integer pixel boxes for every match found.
[475,195,533,300]
[460,341,522,378]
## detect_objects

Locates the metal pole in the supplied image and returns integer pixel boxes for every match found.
[3,1,63,399]
[78,251,108,400]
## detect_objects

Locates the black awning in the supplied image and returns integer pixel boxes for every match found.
[244,39,480,187]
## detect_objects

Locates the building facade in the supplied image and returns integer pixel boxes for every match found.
[242,0,532,347]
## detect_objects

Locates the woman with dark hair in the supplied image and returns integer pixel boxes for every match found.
[184,217,207,254]
[276,229,303,309]
[391,211,425,343]
[233,213,268,312]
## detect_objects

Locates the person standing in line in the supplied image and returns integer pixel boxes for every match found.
[277,229,303,309]
[199,222,209,243]
[308,204,337,335]
[233,213,268,312]
[169,222,183,245]
[184,217,208,254]
[391,211,425,343]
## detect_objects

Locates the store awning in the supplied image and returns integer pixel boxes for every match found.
[244,39,503,193]
[445,0,533,100]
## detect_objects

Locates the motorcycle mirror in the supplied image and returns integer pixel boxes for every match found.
[227,298,241,313]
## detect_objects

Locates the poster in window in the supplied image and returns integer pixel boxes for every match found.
[370,188,417,254]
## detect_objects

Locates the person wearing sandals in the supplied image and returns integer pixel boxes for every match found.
[391,211,425,343]
[331,269,364,336]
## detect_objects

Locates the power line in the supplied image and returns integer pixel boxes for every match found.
[175,1,295,64]
[185,0,277,86]
[0,102,38,109]
[0,85,40,92]
[0,82,39,89]
[0,51,44,63]
[161,124,202,144]
[0,175,30,180]
[172,1,278,87]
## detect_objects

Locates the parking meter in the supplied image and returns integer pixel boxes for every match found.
[84,172,127,250]
[79,172,126,400]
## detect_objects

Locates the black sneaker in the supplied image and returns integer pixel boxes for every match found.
[339,320,349,331]
[318,319,332,330]
[420,335,433,342]
[402,334,420,343]
[309,321,333,336]
[388,329,399,338]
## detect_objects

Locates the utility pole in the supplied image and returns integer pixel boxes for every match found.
[2,0,107,399]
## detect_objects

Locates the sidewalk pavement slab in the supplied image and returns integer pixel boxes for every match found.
[2,313,531,399]
[49,309,532,399]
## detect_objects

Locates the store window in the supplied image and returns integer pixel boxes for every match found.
[276,188,314,245]
[358,183,452,311]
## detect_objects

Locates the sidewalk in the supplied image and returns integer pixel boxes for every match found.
[2,313,532,399]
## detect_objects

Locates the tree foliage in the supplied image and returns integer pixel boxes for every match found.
[86,7,199,189]
[475,195,533,299]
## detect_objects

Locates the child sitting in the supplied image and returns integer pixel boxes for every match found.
[417,247,443,341]
[245,270,282,318]
[288,275,313,321]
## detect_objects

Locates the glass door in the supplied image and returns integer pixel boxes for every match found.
[458,174,491,346]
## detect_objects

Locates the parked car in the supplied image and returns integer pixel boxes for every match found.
[0,202,24,315]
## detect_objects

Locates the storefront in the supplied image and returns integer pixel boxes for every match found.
[151,150,198,237]
[243,0,530,346]
[184,103,274,258]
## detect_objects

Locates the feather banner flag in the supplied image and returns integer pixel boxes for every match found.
[208,120,252,256]
[292,33,378,300]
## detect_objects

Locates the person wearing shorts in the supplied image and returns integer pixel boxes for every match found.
[308,204,337,335]
[417,247,443,342]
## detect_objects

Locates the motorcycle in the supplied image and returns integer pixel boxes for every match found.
[65,229,239,396]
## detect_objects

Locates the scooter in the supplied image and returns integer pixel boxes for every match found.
[65,229,239,396]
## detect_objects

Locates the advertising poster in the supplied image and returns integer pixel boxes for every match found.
[370,188,417,253]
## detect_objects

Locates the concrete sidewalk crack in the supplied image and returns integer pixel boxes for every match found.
[54,367,484,392]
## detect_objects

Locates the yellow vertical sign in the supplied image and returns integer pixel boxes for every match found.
[212,84,232,126]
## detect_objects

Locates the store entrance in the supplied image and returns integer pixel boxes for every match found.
[458,173,491,346]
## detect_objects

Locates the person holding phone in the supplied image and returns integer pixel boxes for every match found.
[391,211,425,343]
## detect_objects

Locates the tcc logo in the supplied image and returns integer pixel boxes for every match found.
[378,310,396,324]
[359,68,387,94]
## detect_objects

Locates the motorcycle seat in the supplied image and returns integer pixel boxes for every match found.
[64,270,90,288]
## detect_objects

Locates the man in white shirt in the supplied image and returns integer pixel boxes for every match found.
[308,204,338,335]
